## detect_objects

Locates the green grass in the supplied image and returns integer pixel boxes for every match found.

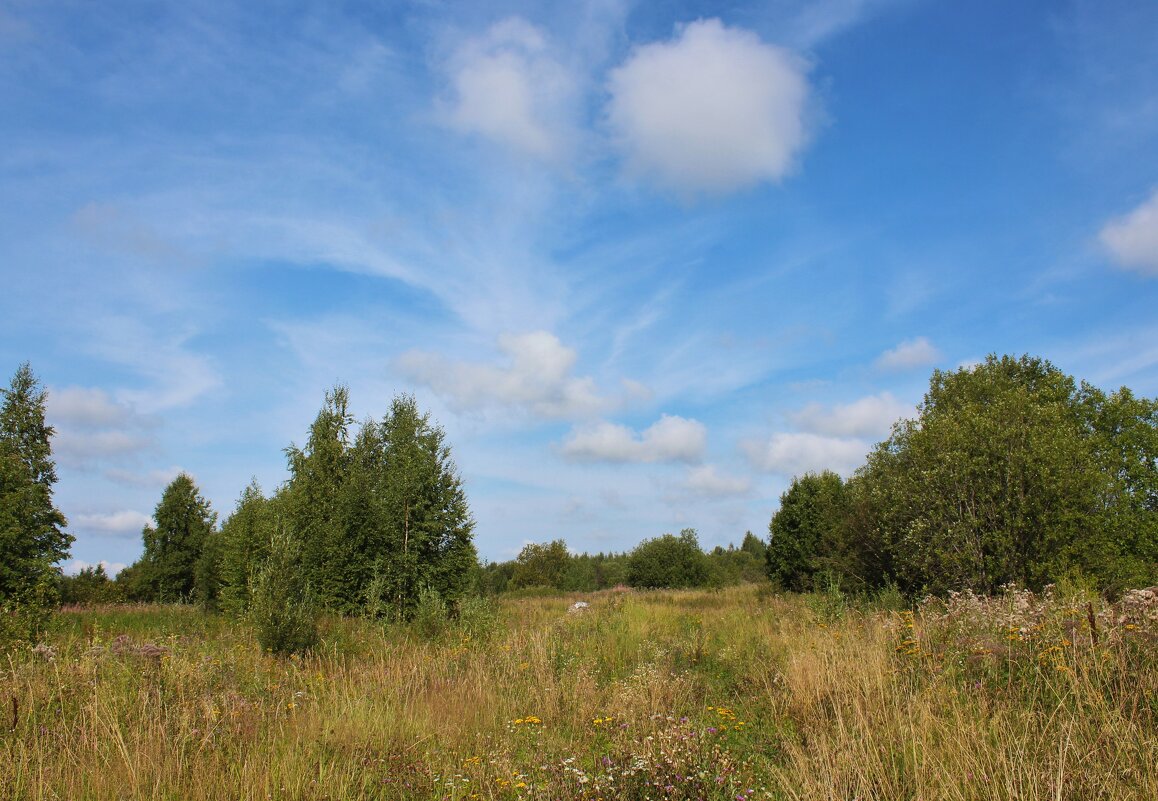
[2,585,1155,800]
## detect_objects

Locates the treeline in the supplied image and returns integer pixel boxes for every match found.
[480,530,768,593]
[766,355,1158,597]
[108,388,477,623]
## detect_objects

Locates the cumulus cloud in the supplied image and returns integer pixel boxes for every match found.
[789,391,910,437]
[682,464,752,497]
[72,510,152,535]
[605,18,811,194]
[875,337,941,371]
[1100,189,1158,275]
[439,17,575,160]
[561,414,706,463]
[398,331,606,419]
[47,386,157,469]
[743,432,869,477]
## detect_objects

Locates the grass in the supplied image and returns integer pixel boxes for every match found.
[1,584,1155,800]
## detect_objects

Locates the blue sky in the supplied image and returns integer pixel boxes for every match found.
[2,0,1157,574]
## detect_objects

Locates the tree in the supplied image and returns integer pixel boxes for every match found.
[740,531,766,559]
[58,563,124,605]
[0,363,71,605]
[510,539,570,590]
[275,389,477,619]
[372,394,477,619]
[284,386,355,609]
[218,480,276,615]
[628,529,709,589]
[137,473,217,602]
[766,471,850,592]
[853,355,1157,594]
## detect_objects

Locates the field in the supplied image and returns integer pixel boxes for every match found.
[2,584,1156,800]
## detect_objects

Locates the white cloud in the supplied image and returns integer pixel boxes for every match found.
[875,337,941,371]
[789,391,909,437]
[439,17,574,160]
[682,464,752,497]
[398,331,607,419]
[83,318,220,413]
[73,510,152,535]
[743,432,869,477]
[1100,189,1158,275]
[103,465,184,488]
[53,430,155,467]
[49,386,137,428]
[605,18,811,194]
[61,559,128,578]
[47,386,158,469]
[561,414,706,463]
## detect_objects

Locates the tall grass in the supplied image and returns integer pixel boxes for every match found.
[1,585,1154,800]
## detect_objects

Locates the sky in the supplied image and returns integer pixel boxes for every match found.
[2,0,1157,575]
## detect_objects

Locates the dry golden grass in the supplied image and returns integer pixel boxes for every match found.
[1,585,1154,800]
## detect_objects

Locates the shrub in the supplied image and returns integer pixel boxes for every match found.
[628,529,710,589]
[248,530,318,656]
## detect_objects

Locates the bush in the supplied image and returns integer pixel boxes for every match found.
[248,531,318,656]
[410,586,449,639]
[628,529,710,589]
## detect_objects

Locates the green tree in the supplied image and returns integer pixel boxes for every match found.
[766,471,850,592]
[740,531,766,559]
[58,563,124,605]
[853,354,1156,594]
[280,390,477,619]
[218,480,276,615]
[372,394,477,619]
[249,528,318,656]
[1076,385,1158,591]
[137,473,217,602]
[510,539,570,590]
[285,386,354,609]
[628,529,709,589]
[0,363,72,607]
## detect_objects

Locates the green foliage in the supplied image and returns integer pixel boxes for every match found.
[455,594,499,641]
[217,480,276,615]
[853,354,1157,595]
[740,530,766,559]
[628,528,710,589]
[409,586,450,639]
[766,471,851,592]
[0,363,72,607]
[58,563,126,605]
[273,389,476,620]
[510,539,570,590]
[249,529,318,656]
[135,473,217,602]
[373,394,477,619]
[706,543,766,586]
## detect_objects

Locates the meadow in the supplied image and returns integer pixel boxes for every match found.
[2,584,1155,801]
